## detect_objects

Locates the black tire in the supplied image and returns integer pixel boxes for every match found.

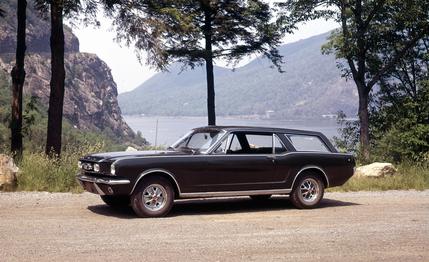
[131,176,174,218]
[290,173,324,209]
[100,195,130,207]
[250,194,272,201]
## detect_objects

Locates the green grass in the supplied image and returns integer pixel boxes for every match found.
[14,143,163,192]
[15,144,105,193]
[329,163,429,192]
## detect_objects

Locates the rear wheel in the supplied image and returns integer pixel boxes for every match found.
[100,195,130,207]
[290,174,324,209]
[250,194,272,201]
[131,176,174,218]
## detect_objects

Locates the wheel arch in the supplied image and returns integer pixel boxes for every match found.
[291,166,329,189]
[130,168,181,197]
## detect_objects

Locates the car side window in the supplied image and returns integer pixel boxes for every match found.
[244,134,272,154]
[213,135,229,154]
[287,134,330,152]
[274,135,287,154]
[228,134,242,153]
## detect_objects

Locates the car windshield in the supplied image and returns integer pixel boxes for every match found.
[171,130,226,153]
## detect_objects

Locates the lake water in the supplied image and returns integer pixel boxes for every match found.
[124,116,340,146]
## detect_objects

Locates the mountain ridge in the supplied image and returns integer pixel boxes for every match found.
[119,32,358,119]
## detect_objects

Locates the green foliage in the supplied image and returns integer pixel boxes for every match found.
[329,163,429,192]
[0,70,11,149]
[17,143,104,192]
[371,82,429,163]
[279,0,429,160]
[332,111,360,154]
[104,0,284,70]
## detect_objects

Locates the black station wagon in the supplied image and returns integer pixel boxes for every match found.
[77,126,355,217]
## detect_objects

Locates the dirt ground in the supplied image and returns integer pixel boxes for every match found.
[0,190,428,261]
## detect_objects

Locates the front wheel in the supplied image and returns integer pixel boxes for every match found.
[290,174,324,209]
[131,176,174,218]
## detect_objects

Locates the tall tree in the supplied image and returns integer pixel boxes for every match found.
[103,0,284,125]
[279,0,429,161]
[45,0,66,157]
[34,0,97,157]
[10,0,27,159]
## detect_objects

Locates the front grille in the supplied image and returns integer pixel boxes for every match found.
[82,155,104,162]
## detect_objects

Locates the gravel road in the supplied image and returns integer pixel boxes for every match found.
[1,190,428,261]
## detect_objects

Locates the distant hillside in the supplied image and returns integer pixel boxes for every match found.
[119,32,358,119]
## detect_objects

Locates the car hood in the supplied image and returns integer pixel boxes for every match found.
[81,150,192,162]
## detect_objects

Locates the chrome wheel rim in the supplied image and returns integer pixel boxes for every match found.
[299,178,320,203]
[142,184,167,211]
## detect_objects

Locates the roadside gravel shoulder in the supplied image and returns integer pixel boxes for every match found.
[1,190,428,261]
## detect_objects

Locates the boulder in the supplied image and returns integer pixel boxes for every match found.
[0,154,19,191]
[125,146,138,152]
[355,162,397,178]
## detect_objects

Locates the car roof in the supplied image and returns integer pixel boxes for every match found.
[192,125,324,136]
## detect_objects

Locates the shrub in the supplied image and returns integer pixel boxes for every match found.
[17,143,103,192]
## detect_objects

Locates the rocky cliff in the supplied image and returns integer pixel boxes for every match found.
[0,1,137,142]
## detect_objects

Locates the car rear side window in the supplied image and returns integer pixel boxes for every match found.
[287,134,330,152]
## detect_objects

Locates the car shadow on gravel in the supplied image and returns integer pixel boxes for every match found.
[87,196,359,219]
[87,205,137,219]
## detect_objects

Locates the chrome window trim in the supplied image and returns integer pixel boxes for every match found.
[273,134,288,155]
[290,165,329,188]
[206,129,229,154]
[130,168,182,195]
[272,134,275,154]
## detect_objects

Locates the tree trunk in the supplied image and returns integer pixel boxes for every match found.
[205,53,216,126]
[203,5,216,126]
[10,0,27,159]
[45,1,65,157]
[357,87,370,162]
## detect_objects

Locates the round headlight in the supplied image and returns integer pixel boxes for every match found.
[110,163,116,176]
[78,161,82,169]
[93,163,100,172]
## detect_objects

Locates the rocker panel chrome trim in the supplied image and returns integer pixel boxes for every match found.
[179,188,291,198]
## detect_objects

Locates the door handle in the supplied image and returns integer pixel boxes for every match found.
[266,155,276,163]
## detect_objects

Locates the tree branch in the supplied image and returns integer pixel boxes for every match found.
[362,0,386,30]
[367,26,429,89]
[339,1,358,79]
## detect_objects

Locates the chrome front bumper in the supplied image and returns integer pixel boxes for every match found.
[77,175,130,185]
[77,174,130,195]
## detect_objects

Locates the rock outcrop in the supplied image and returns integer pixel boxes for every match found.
[355,162,397,178]
[0,154,19,191]
[0,2,79,54]
[0,1,137,141]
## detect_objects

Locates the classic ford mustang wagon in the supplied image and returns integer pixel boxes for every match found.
[77,126,355,217]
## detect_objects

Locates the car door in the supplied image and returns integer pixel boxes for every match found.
[191,131,285,192]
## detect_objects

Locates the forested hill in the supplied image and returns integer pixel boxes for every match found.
[119,32,358,119]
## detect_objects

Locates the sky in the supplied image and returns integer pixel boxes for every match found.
[73,17,338,94]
